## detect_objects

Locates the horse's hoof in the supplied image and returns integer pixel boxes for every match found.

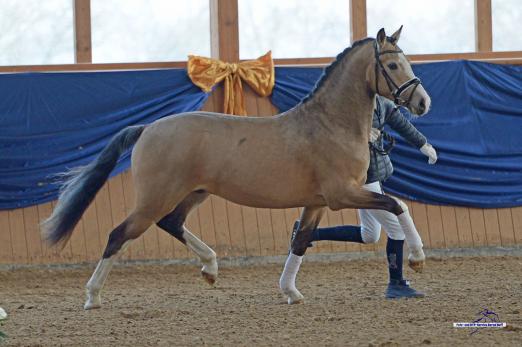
[84,290,101,310]
[281,287,304,305]
[201,270,217,285]
[287,290,305,305]
[84,301,101,310]
[408,259,425,273]
[408,248,425,273]
[201,257,218,286]
[84,297,101,310]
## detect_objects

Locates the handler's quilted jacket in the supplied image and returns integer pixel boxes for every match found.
[366,96,427,184]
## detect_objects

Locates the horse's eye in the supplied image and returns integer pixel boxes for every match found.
[388,63,398,70]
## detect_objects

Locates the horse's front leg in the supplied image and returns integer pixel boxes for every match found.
[325,184,425,272]
[280,206,325,304]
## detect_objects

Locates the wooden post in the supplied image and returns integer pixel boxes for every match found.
[210,0,240,62]
[209,0,240,113]
[73,0,92,63]
[350,0,367,42]
[475,0,493,52]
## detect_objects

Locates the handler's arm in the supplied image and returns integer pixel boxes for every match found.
[384,103,427,149]
[384,102,437,164]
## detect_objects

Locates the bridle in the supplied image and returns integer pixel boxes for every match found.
[373,40,421,107]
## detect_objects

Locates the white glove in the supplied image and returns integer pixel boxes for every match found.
[369,128,380,143]
[420,143,437,164]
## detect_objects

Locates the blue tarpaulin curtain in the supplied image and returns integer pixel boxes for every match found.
[1,61,522,210]
[271,61,522,208]
[0,69,208,209]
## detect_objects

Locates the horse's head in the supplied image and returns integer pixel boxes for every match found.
[370,27,431,116]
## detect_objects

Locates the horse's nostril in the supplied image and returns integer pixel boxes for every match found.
[419,98,426,113]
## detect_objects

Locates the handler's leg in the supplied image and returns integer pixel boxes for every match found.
[389,197,425,272]
[358,198,425,297]
[357,182,425,272]
[280,207,324,304]
[375,213,425,298]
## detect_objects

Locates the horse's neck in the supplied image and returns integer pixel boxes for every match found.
[291,43,375,139]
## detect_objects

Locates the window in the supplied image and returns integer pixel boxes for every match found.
[0,0,74,65]
[91,0,210,63]
[492,0,522,51]
[239,0,350,59]
[367,0,475,54]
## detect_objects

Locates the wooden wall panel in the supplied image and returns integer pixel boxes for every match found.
[1,91,521,265]
[426,205,445,248]
[410,202,431,249]
[270,208,290,255]
[211,196,233,256]
[455,207,474,247]
[68,212,86,263]
[37,202,55,262]
[468,208,487,247]
[8,209,28,263]
[0,211,12,263]
[440,206,459,248]
[497,208,515,246]
[22,206,42,263]
[483,209,502,246]
[512,207,522,244]
[225,201,247,257]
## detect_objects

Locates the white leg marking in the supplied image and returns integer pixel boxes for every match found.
[183,227,218,284]
[84,240,131,310]
[279,253,304,304]
[393,198,423,250]
[392,199,425,272]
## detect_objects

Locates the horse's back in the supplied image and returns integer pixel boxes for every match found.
[130,111,321,208]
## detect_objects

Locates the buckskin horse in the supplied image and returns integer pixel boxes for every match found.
[42,27,431,309]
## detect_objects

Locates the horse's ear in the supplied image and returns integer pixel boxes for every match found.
[390,25,403,45]
[376,28,386,47]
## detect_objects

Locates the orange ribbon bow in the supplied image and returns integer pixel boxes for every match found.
[187,51,274,116]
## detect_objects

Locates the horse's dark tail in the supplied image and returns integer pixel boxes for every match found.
[42,125,146,246]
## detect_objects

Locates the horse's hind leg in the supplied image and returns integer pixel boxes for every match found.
[280,206,325,304]
[157,191,218,285]
[84,211,153,309]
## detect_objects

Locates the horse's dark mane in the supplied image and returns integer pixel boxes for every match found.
[300,37,375,105]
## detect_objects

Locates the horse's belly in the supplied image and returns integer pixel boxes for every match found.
[210,180,324,209]
[216,191,325,209]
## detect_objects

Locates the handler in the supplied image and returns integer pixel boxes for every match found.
[291,95,437,299]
